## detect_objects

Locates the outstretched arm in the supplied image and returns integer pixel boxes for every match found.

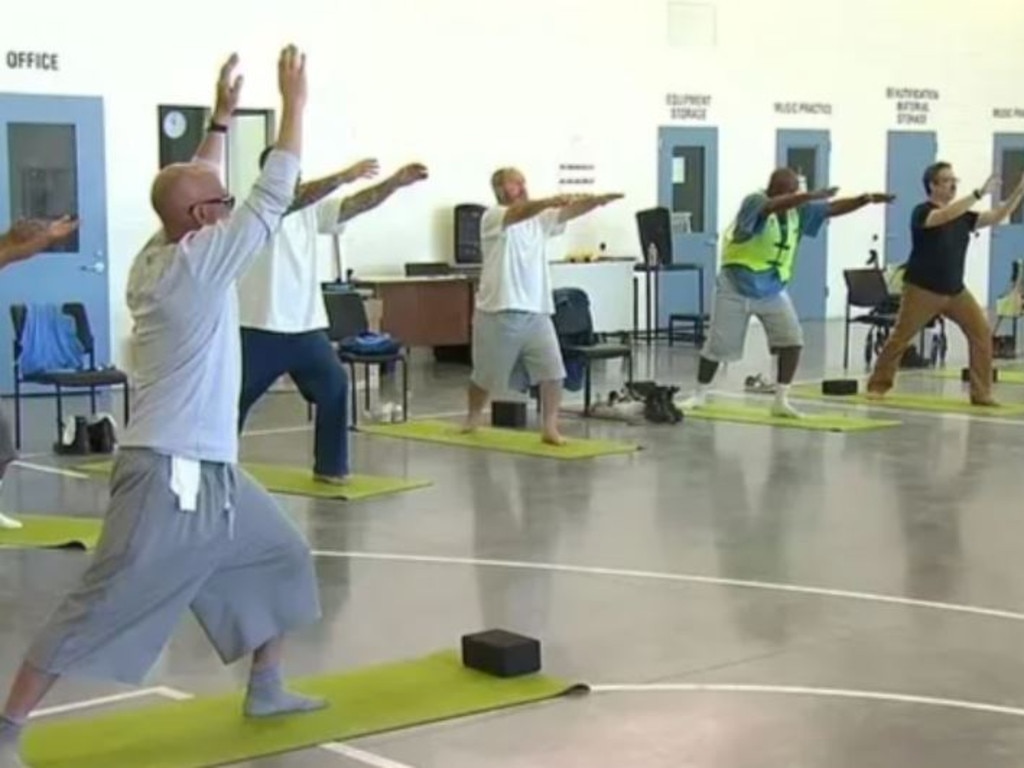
[192,54,243,170]
[924,175,999,228]
[557,192,625,223]
[827,192,896,217]
[763,187,838,215]
[502,195,576,227]
[335,162,428,223]
[977,175,1024,228]
[289,158,381,214]
[0,217,79,269]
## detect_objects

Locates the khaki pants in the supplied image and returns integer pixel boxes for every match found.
[867,283,993,402]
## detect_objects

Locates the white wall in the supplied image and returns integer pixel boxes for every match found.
[4,0,1024,367]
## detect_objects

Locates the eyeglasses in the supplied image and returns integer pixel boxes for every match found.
[188,195,236,216]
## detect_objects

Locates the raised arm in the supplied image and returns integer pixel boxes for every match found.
[977,175,1024,229]
[192,54,243,171]
[183,46,307,288]
[289,158,380,214]
[557,192,624,223]
[334,162,428,223]
[924,175,999,228]
[0,216,79,269]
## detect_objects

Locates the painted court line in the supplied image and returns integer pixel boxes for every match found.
[311,550,1024,625]
[12,461,89,480]
[590,683,1024,720]
[31,687,167,719]
[151,686,405,766]
[321,742,417,768]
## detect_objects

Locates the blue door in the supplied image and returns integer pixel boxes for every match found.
[0,94,110,395]
[776,129,830,319]
[656,126,718,326]
[885,131,936,267]
[988,133,1024,310]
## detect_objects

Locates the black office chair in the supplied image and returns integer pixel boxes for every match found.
[322,291,408,428]
[10,302,130,449]
[552,287,633,415]
[842,268,898,370]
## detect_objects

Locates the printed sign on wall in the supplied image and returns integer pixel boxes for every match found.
[887,87,939,126]
[666,93,712,122]
[5,51,59,71]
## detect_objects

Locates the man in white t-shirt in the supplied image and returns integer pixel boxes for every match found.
[237,151,428,483]
[462,167,622,444]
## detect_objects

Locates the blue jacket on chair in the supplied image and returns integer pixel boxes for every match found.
[19,304,85,376]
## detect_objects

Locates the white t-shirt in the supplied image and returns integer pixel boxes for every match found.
[476,205,566,315]
[237,197,347,333]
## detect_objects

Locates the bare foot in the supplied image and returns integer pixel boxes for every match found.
[314,474,350,485]
[971,398,1000,407]
[460,418,481,434]
[541,431,568,446]
[865,390,885,400]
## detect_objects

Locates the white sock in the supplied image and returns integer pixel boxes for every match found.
[681,383,710,408]
[0,482,19,531]
[772,384,802,418]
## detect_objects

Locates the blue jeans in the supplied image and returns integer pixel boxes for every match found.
[239,328,349,477]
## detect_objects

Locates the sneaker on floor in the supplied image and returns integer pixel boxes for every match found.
[0,512,23,530]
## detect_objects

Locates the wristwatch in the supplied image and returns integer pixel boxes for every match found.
[973,188,982,200]
[207,120,228,134]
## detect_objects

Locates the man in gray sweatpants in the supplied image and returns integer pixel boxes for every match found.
[0,47,322,768]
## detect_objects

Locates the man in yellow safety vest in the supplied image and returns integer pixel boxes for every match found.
[679,168,893,417]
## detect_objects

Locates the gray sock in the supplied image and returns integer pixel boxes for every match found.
[244,665,326,718]
[0,718,25,768]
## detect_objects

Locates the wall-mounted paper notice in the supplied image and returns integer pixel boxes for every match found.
[672,157,686,183]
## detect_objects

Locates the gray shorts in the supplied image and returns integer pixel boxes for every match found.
[25,448,321,685]
[471,310,566,394]
[702,271,804,362]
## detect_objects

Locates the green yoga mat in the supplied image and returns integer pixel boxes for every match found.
[361,419,639,459]
[25,651,583,768]
[921,368,1024,385]
[791,385,1024,416]
[682,402,900,432]
[0,515,101,550]
[77,460,430,501]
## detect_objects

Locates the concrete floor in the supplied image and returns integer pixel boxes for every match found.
[4,319,1024,766]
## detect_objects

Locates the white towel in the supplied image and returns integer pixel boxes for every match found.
[169,456,201,512]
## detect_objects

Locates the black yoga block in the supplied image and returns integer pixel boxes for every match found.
[961,367,998,382]
[461,629,541,678]
[491,401,527,428]
[822,378,858,396]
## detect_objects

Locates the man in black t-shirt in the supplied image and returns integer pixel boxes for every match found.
[867,162,1024,404]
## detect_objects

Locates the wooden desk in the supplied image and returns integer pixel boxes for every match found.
[353,276,476,347]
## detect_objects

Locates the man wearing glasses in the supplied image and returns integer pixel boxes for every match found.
[867,163,1024,404]
[0,48,325,768]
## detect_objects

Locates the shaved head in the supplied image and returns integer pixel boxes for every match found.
[767,168,800,197]
[150,163,234,242]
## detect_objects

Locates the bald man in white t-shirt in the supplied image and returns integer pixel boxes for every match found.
[237,151,427,483]
[462,167,622,444]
